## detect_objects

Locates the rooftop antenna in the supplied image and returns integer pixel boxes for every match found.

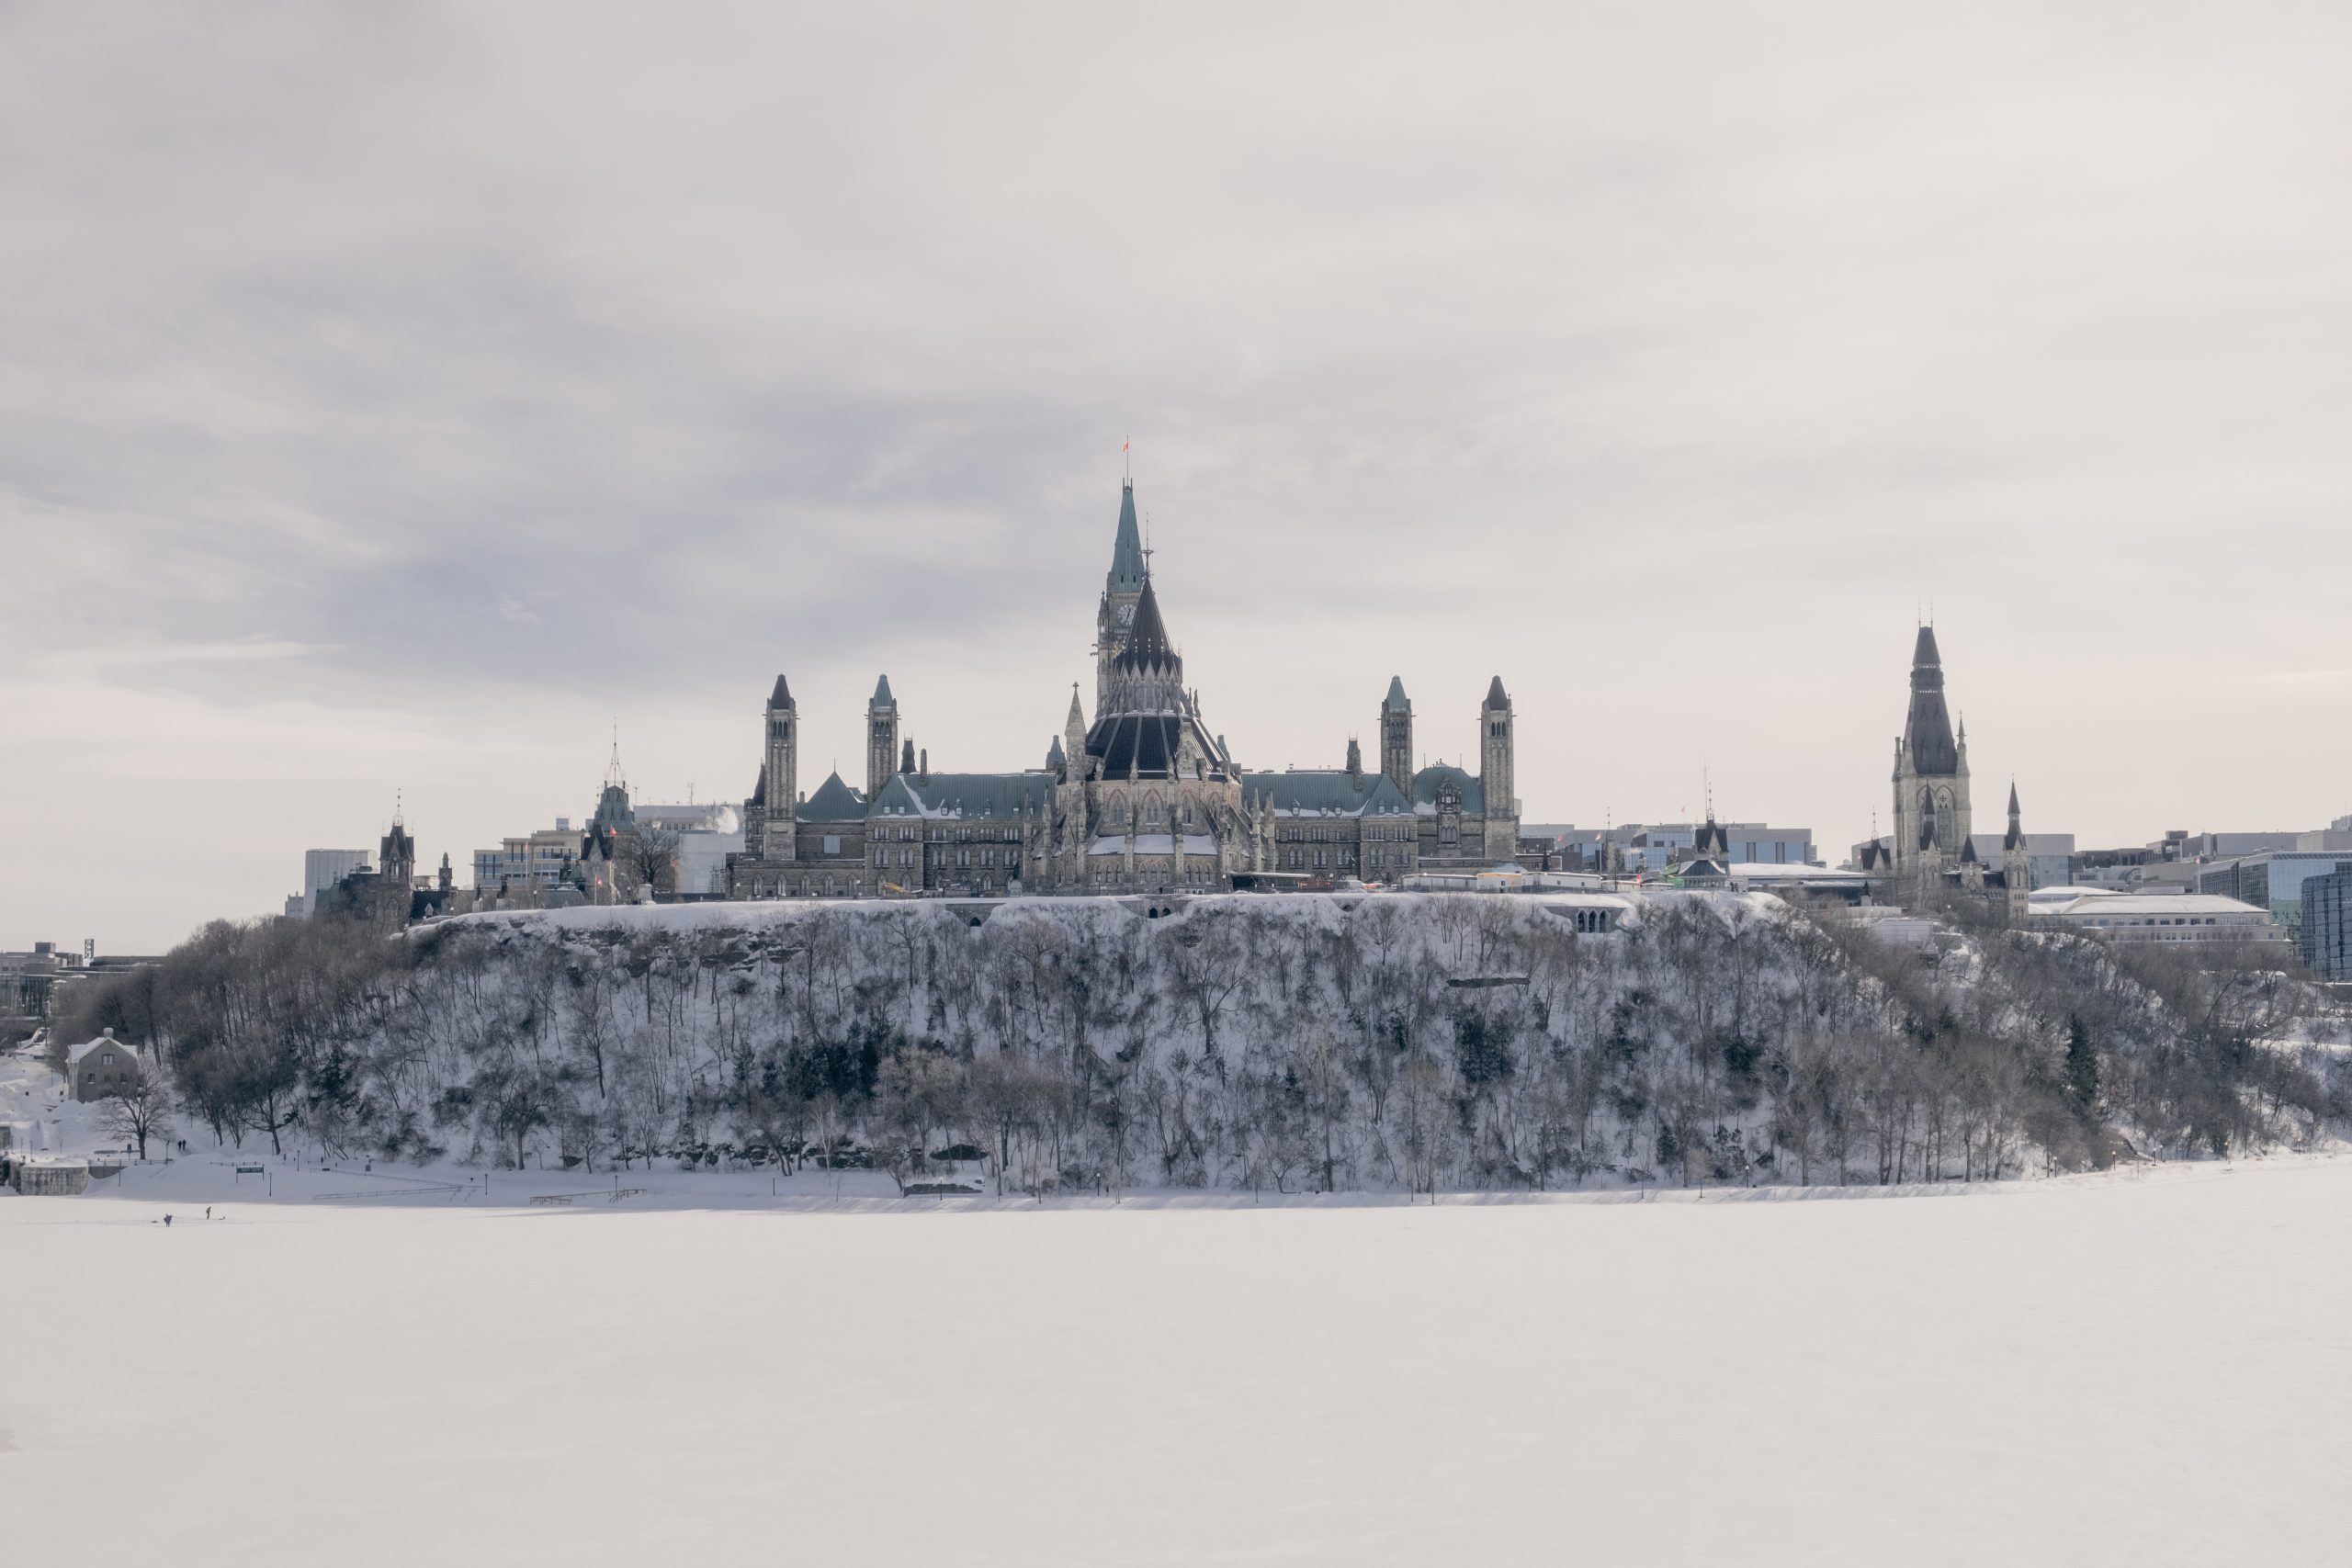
[393,787,403,827]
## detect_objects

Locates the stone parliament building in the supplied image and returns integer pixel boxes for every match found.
[727,481,1521,897]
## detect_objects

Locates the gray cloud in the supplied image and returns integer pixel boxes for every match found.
[5,2,2349,949]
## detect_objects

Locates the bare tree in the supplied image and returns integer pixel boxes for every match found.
[102,1074,172,1161]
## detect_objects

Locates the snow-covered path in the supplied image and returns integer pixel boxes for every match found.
[5,1162,2348,1565]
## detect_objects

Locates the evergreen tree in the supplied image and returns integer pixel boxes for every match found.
[2064,1013,2099,1115]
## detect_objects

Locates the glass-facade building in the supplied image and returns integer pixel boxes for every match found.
[2196,852,2352,931]
[2301,863,2352,981]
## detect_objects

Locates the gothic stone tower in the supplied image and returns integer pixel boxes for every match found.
[866,676,899,801]
[1891,625,1973,901]
[763,673,798,863]
[1380,676,1413,800]
[1095,481,1148,710]
[1479,675,1516,860]
[2003,781,2031,923]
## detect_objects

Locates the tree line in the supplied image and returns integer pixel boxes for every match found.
[52,892,2349,1193]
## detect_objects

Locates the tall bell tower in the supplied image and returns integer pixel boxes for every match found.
[866,676,899,801]
[1479,675,1516,859]
[764,674,798,863]
[1380,676,1414,800]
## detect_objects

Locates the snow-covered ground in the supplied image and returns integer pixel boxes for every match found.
[6,1160,2348,1564]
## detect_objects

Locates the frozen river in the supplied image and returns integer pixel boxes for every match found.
[5,1160,2348,1564]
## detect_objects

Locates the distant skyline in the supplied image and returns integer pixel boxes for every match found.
[6,4,2350,953]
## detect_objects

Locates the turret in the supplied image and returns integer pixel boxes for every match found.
[1063,685,1088,784]
[1345,736,1363,785]
[2004,781,2031,922]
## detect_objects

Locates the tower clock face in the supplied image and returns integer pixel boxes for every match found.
[1118,604,1135,626]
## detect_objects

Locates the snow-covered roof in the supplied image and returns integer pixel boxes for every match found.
[1244,770,1412,818]
[1411,764,1485,815]
[1087,833,1217,856]
[65,1034,137,1065]
[2041,894,2271,919]
[1726,863,1856,881]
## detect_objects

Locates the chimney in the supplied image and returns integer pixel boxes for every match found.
[919,748,929,784]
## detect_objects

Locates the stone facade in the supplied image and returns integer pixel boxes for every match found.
[1874,626,2034,915]
[726,479,1522,897]
[1890,625,1974,904]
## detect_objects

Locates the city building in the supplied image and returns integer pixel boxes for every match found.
[632,801,744,897]
[286,849,368,918]
[2300,863,2352,981]
[725,479,1521,897]
[2199,851,2352,932]
[473,820,584,896]
[1548,822,1817,876]
[2,942,153,1038]
[2032,892,2286,948]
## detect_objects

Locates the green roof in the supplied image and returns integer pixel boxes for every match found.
[1245,770,1414,817]
[1413,763,1486,815]
[799,771,867,822]
[1108,482,1146,591]
[870,772,1057,820]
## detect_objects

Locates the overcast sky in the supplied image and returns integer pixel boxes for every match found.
[6,3,2349,953]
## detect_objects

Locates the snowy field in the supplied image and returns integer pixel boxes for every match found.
[6,1163,2350,1565]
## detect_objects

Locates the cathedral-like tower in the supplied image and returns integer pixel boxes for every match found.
[1479,676,1516,860]
[1095,481,1148,710]
[1891,626,1973,900]
[1380,677,1413,800]
[2003,781,2031,923]
[379,816,415,890]
[763,673,798,863]
[866,676,899,801]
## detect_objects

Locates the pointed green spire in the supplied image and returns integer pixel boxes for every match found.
[1108,481,1146,592]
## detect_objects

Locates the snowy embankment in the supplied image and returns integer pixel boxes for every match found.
[50,886,2348,1193]
[4,1158,2347,1566]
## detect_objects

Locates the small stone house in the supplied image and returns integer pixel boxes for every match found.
[65,1029,142,1103]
